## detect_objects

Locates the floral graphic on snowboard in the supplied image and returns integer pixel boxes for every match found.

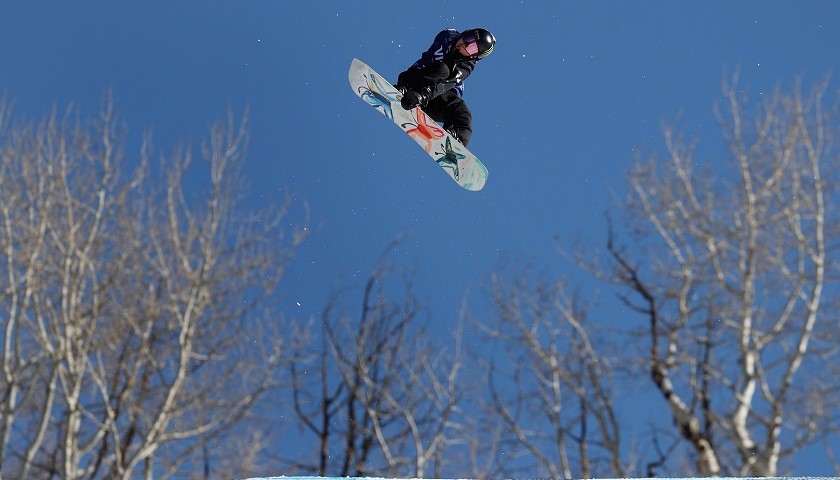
[401,109,445,154]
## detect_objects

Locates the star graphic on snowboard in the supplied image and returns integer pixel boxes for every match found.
[435,137,465,181]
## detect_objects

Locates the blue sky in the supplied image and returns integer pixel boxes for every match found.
[3,0,839,475]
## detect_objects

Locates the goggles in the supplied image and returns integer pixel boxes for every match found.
[461,34,479,56]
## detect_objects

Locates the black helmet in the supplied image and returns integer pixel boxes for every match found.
[454,28,495,60]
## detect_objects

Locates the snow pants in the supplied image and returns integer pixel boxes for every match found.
[397,64,473,146]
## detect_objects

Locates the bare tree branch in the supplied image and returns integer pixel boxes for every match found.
[590,74,839,476]
[0,96,307,479]
[288,238,464,478]
[480,262,626,479]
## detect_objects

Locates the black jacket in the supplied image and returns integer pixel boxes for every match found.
[397,29,477,100]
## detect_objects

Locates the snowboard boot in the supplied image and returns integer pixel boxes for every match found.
[446,128,466,146]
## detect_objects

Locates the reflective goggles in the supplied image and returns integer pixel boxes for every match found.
[461,34,479,56]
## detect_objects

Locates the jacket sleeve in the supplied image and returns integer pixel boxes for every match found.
[427,59,475,98]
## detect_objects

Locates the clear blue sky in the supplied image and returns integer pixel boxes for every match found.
[3,0,839,475]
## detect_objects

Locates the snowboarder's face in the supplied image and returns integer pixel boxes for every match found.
[454,35,479,58]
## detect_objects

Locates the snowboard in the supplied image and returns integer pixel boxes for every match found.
[348,58,488,191]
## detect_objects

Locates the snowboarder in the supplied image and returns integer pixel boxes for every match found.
[396,28,496,147]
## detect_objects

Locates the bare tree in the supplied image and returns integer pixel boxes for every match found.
[0,96,307,479]
[288,238,463,478]
[477,262,627,479]
[597,74,840,476]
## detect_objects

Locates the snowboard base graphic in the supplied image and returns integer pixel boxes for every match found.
[348,57,488,191]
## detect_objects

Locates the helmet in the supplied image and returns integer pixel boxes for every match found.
[454,28,495,60]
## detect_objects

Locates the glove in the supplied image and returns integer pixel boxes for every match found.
[400,88,429,110]
[400,90,425,110]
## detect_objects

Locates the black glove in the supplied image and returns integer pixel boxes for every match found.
[400,88,429,110]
